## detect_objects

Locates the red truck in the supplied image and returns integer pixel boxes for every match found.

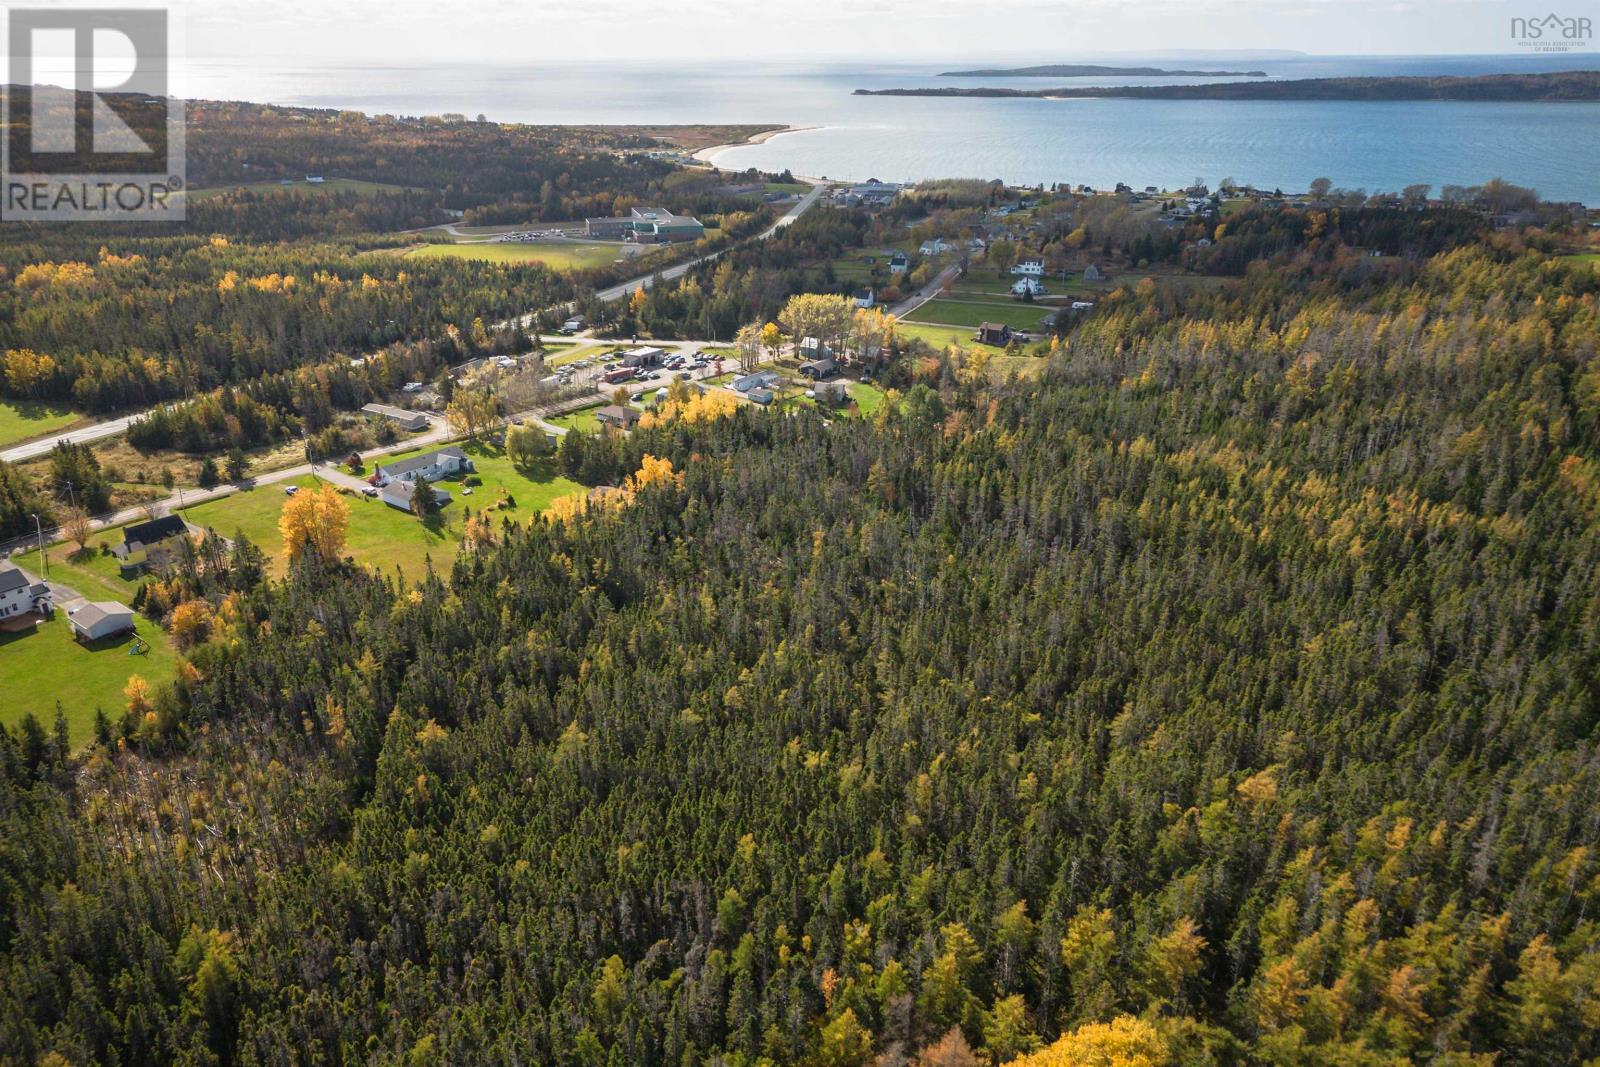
[602,367,636,385]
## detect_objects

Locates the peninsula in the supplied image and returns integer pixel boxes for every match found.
[858,70,1600,102]
[940,63,1268,77]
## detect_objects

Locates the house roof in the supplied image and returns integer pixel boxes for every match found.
[362,403,424,421]
[980,322,1010,333]
[378,446,467,478]
[70,601,133,629]
[122,514,188,549]
[597,404,641,425]
[0,561,29,595]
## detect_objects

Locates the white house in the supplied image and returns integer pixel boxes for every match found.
[854,289,875,310]
[67,601,135,642]
[888,251,909,274]
[374,446,471,487]
[0,562,49,620]
[1011,257,1045,277]
[918,238,951,257]
[1011,277,1047,297]
[380,479,452,513]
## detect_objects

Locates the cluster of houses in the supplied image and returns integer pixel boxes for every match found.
[584,206,705,244]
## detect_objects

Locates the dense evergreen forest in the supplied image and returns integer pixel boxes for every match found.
[0,101,777,415]
[3,236,1599,1064]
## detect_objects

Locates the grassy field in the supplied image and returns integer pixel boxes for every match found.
[186,178,412,201]
[1561,253,1600,265]
[896,322,977,350]
[0,400,82,449]
[0,612,178,748]
[905,298,1052,331]
[407,241,633,272]
[548,406,604,433]
[180,444,584,580]
[848,382,886,417]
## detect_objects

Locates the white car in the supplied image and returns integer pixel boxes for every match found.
[284,485,299,496]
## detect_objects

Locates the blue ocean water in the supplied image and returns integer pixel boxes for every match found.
[177,53,1600,203]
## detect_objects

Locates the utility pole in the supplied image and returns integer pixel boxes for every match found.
[31,513,47,579]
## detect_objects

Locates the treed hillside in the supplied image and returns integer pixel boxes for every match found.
[3,248,1600,1064]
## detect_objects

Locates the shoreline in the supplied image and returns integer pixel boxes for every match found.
[693,125,822,165]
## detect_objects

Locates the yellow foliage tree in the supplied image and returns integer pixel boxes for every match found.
[2,348,57,397]
[1001,1015,1170,1067]
[168,599,215,650]
[279,483,349,565]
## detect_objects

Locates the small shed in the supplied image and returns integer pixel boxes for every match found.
[67,601,136,642]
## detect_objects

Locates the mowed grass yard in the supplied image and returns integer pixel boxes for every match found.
[179,443,584,580]
[905,297,1052,331]
[896,322,978,350]
[0,399,83,449]
[0,611,178,748]
[407,241,633,272]
[548,405,604,433]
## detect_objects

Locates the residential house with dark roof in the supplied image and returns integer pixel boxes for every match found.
[113,515,196,577]
[0,562,50,620]
[977,322,1013,347]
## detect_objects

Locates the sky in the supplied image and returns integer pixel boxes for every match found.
[0,0,1590,72]
[169,0,1592,62]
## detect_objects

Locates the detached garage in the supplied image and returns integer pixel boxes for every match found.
[67,601,136,642]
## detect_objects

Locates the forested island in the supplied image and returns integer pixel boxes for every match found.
[859,69,1600,101]
[939,64,1268,78]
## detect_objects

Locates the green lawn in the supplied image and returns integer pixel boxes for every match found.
[0,612,178,748]
[0,399,81,449]
[180,444,584,580]
[407,241,633,272]
[947,272,1023,296]
[896,322,976,350]
[847,382,886,417]
[1561,253,1600,265]
[548,406,603,433]
[905,298,1052,331]
[43,542,143,605]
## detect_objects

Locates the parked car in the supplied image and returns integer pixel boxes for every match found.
[284,485,299,496]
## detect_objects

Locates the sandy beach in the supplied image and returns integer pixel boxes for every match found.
[693,125,821,165]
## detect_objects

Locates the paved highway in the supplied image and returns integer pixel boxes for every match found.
[594,177,829,303]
